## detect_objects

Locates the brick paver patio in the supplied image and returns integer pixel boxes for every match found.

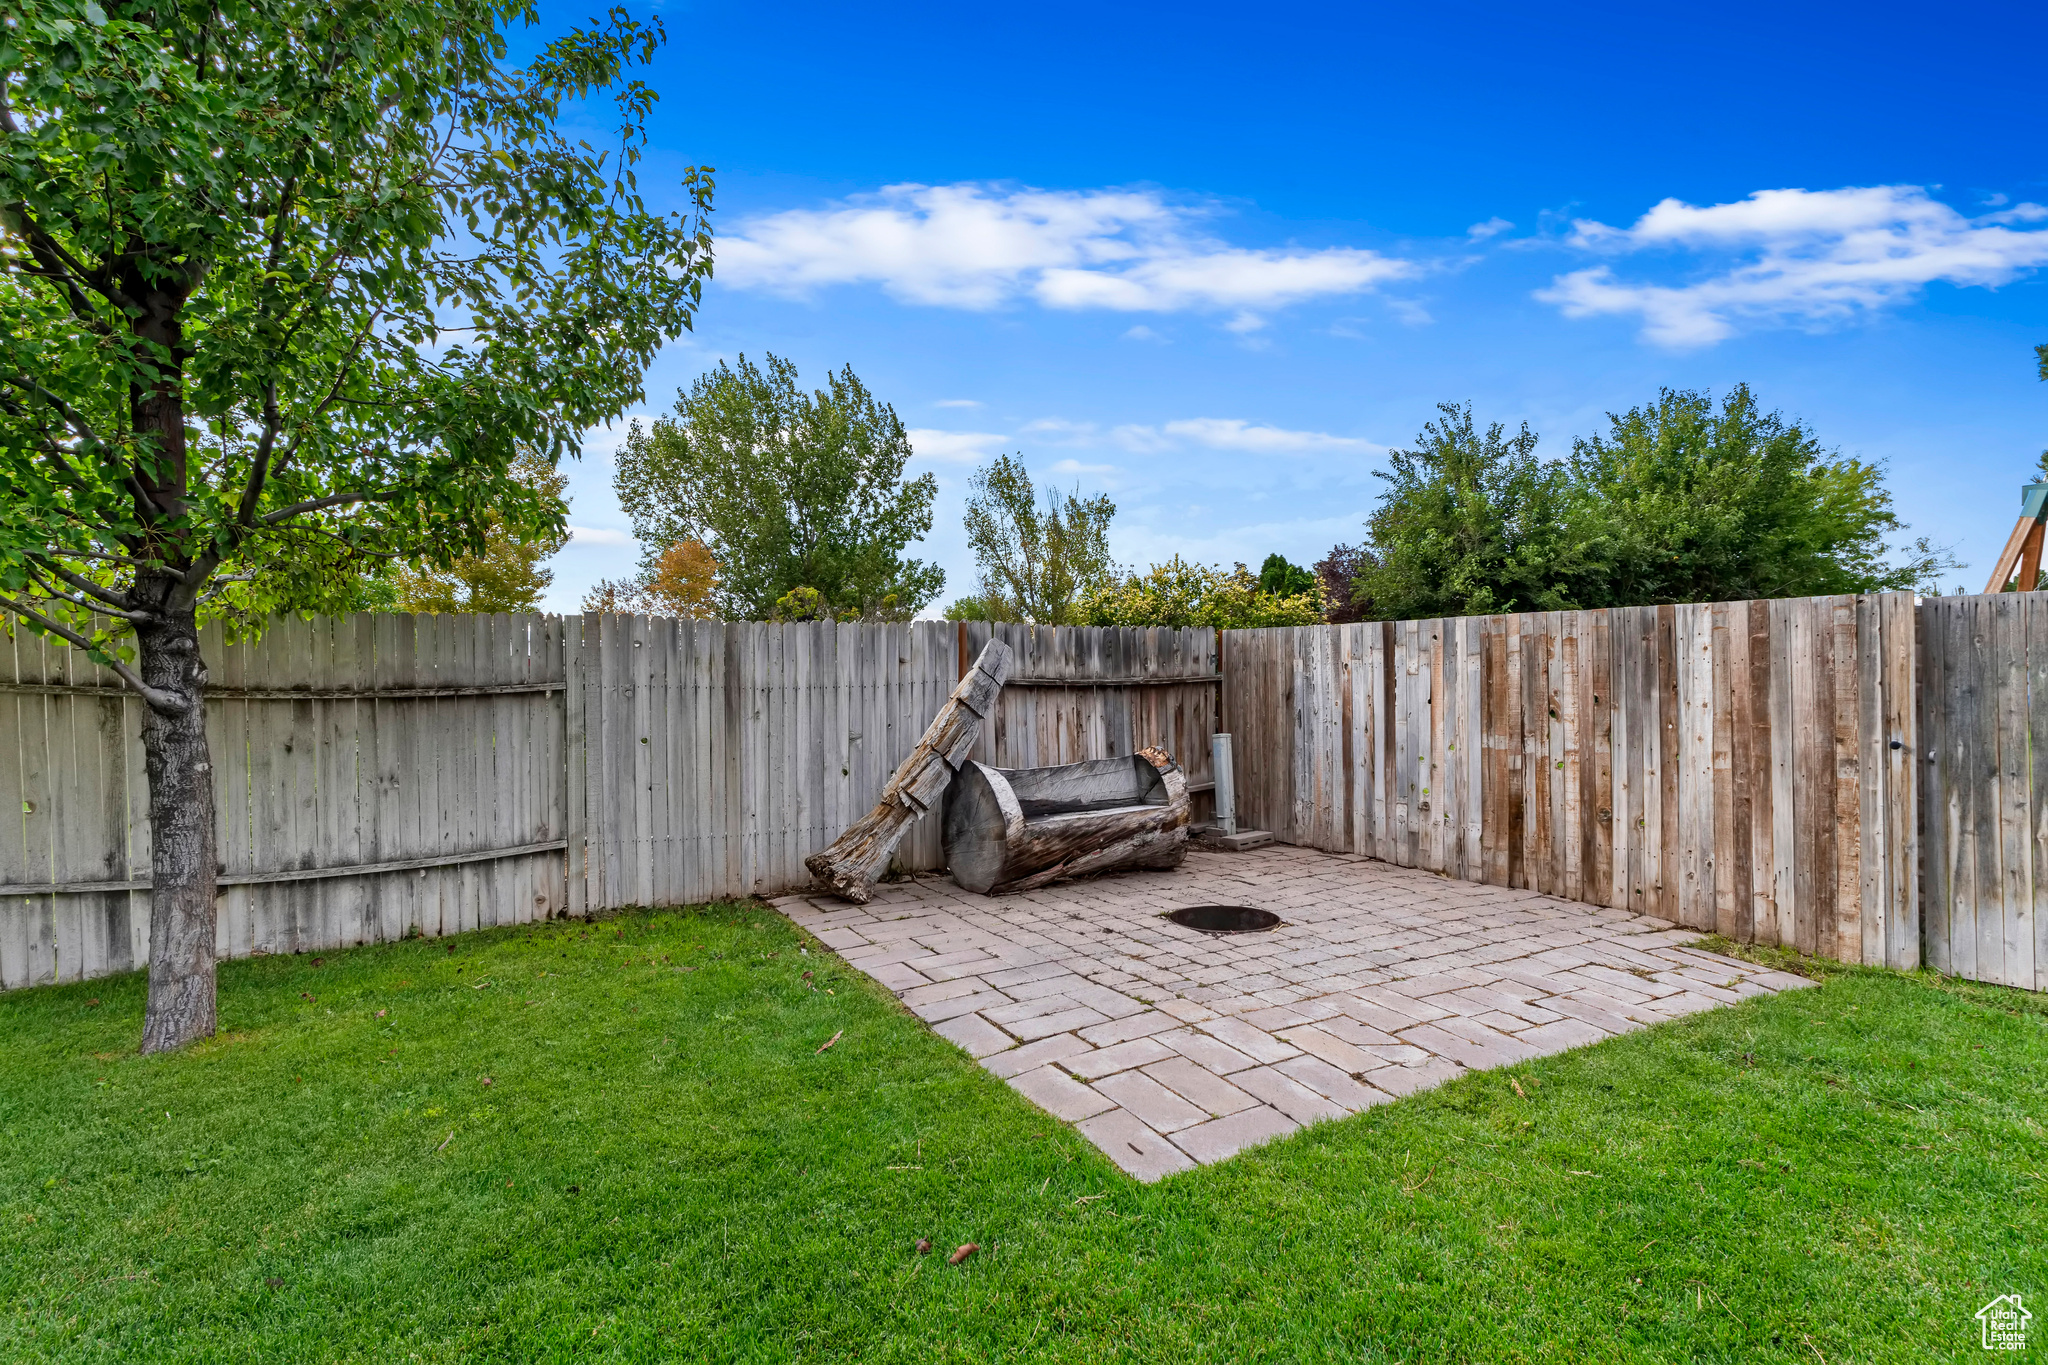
[772,844,1813,1180]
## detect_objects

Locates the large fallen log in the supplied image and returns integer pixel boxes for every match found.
[943,746,1190,894]
[803,637,1014,903]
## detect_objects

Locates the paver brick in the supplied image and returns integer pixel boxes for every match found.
[909,989,1010,1024]
[1274,1023,1384,1076]
[1077,1108,1197,1182]
[1276,1055,1394,1110]
[1232,1065,1352,1125]
[1079,1009,1180,1047]
[1157,1027,1260,1075]
[1141,1057,1258,1117]
[1367,1056,1467,1097]
[1170,1104,1299,1164]
[1396,1020,1535,1070]
[1011,1065,1115,1121]
[1009,1006,1112,1041]
[982,1032,1093,1079]
[1195,1016,1301,1065]
[1516,1017,1611,1054]
[1063,1036,1177,1079]
[1095,1070,1210,1132]
[933,1012,1015,1057]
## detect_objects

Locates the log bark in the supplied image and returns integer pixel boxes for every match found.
[135,590,219,1054]
[804,638,1014,903]
[945,747,1190,895]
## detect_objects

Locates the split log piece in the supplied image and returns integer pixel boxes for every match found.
[944,746,1191,895]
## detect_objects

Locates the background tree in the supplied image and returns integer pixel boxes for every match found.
[0,1,712,1051]
[392,451,570,613]
[1356,390,1949,620]
[1257,553,1315,599]
[956,453,1116,623]
[1077,557,1323,629]
[582,539,717,617]
[1565,385,1951,604]
[1358,403,1585,620]
[613,354,942,621]
[1312,543,1378,623]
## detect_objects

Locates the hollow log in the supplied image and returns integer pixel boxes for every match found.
[803,638,1014,903]
[943,747,1190,895]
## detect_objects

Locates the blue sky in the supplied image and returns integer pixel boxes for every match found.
[531,0,2048,612]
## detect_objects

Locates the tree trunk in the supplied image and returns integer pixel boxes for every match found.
[136,597,217,1054]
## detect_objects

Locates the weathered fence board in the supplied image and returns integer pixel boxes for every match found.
[1226,594,1922,969]
[1919,593,2048,991]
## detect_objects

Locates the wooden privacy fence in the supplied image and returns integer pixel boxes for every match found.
[1223,594,1923,972]
[1,615,1218,989]
[12,593,2048,995]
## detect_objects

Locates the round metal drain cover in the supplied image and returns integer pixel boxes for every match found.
[1163,905,1280,933]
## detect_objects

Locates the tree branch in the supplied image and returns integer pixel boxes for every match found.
[3,202,139,313]
[34,559,143,615]
[260,490,373,523]
[234,379,282,526]
[0,593,185,713]
[2,374,167,522]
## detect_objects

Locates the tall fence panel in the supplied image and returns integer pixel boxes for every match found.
[569,618,960,910]
[1919,592,2048,992]
[569,619,1224,911]
[959,622,1221,822]
[1,613,568,990]
[1224,593,1920,969]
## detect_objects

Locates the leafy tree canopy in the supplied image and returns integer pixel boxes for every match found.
[613,354,942,621]
[1313,543,1378,623]
[391,450,568,614]
[956,453,1115,623]
[1257,553,1315,599]
[583,538,717,619]
[1564,385,1950,605]
[0,0,712,1051]
[1358,389,1954,621]
[0,0,710,675]
[1078,557,1323,629]
[1358,403,1584,620]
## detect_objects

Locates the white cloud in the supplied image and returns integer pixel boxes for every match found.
[1018,417,1099,442]
[578,414,656,462]
[933,397,983,408]
[1121,324,1167,342]
[717,182,1417,324]
[1467,216,1514,240]
[1049,458,1118,475]
[906,428,1010,463]
[1156,418,1383,456]
[567,525,632,546]
[1387,298,1434,327]
[1538,185,2048,346]
[1019,415,1382,457]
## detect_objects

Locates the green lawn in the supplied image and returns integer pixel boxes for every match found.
[2,902,2043,1363]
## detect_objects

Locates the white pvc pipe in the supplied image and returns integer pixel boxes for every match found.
[1211,732,1237,835]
